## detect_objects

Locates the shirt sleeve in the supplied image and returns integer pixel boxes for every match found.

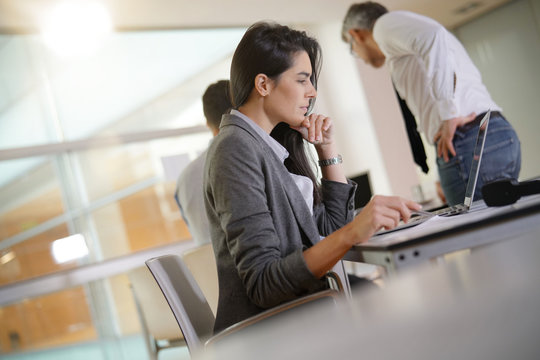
[375,12,459,121]
[313,179,356,236]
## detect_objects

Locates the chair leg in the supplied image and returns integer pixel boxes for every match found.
[130,284,159,360]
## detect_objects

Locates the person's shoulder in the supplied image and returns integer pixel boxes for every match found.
[183,150,207,173]
[207,126,263,172]
[177,151,206,186]
[379,10,410,21]
[379,10,434,24]
[374,11,410,33]
[375,10,443,37]
[212,120,261,153]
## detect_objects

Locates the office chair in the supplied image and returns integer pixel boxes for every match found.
[128,267,186,360]
[180,244,219,316]
[145,254,342,356]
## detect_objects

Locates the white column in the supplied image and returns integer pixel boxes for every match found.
[306,22,419,199]
[306,22,390,195]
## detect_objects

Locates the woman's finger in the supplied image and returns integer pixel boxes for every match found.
[372,196,420,227]
[322,116,332,131]
[314,115,324,142]
[306,114,317,142]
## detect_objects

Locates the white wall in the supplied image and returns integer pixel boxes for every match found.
[307,23,390,196]
[352,60,420,199]
[308,22,419,199]
[455,0,540,180]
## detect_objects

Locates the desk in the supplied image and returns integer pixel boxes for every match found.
[201,226,540,360]
[344,194,540,276]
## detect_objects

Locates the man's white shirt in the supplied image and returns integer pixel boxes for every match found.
[373,10,500,144]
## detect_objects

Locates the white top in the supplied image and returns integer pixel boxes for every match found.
[175,148,211,246]
[373,10,500,144]
[231,109,314,214]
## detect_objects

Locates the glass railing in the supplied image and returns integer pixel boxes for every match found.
[0,133,207,285]
[0,241,193,359]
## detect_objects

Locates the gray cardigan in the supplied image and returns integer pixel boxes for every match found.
[204,114,356,332]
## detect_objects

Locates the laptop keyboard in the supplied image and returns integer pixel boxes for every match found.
[372,203,472,237]
[434,204,468,217]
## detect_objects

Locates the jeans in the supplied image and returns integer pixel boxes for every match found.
[437,113,521,206]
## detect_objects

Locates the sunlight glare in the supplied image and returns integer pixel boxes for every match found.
[51,234,89,263]
[41,0,113,57]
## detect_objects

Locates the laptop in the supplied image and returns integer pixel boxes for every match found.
[374,110,491,236]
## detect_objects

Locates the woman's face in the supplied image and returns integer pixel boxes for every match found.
[264,51,317,127]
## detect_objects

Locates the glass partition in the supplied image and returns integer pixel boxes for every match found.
[0,133,208,285]
[0,25,244,359]
[0,273,163,359]
[0,286,97,354]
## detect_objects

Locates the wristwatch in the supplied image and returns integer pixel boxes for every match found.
[318,154,343,167]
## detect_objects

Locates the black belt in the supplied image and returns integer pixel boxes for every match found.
[459,111,501,132]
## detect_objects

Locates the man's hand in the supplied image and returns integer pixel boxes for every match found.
[433,112,476,162]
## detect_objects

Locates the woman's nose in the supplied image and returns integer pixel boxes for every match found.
[307,83,317,98]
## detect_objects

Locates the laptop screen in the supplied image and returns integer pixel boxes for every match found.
[463,111,491,207]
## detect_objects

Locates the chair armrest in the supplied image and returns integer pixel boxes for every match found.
[205,288,340,347]
[325,271,344,292]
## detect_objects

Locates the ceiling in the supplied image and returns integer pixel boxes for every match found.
[0,0,512,33]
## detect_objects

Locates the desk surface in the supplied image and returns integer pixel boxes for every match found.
[358,194,540,250]
[343,194,540,274]
[201,231,540,360]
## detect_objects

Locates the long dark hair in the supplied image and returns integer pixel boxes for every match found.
[230,21,322,112]
[270,123,322,205]
[231,21,323,206]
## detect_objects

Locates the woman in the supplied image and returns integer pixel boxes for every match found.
[204,21,420,333]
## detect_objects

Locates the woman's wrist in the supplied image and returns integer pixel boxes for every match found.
[339,222,361,248]
[316,142,338,158]
[318,154,342,167]
[317,142,341,167]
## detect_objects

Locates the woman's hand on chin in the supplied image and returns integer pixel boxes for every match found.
[292,113,334,146]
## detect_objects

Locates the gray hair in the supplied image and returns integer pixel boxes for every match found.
[341,2,388,42]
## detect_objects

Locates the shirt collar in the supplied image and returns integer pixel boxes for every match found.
[230,109,289,163]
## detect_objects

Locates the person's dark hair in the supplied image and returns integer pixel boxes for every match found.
[341,2,388,42]
[271,123,322,205]
[230,21,322,113]
[202,79,231,131]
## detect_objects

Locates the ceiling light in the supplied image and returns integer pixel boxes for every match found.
[51,234,89,263]
[41,0,113,57]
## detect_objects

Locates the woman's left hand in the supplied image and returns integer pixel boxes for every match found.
[292,114,334,146]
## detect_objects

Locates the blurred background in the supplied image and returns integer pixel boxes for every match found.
[0,0,539,359]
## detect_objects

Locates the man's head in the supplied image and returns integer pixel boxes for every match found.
[341,2,388,68]
[202,79,231,136]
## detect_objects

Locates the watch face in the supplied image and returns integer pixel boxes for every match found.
[319,154,342,166]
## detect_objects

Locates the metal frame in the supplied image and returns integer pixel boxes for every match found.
[0,240,195,307]
[344,196,540,276]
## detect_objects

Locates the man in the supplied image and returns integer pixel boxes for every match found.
[175,80,231,245]
[342,2,521,206]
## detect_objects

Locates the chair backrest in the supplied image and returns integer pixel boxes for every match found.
[128,266,185,341]
[145,254,215,354]
[181,244,219,316]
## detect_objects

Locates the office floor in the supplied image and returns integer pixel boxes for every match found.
[1,334,191,360]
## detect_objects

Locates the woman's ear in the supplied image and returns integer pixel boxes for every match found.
[254,73,271,97]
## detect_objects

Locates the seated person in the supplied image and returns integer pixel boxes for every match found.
[175,79,231,246]
[204,21,420,333]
